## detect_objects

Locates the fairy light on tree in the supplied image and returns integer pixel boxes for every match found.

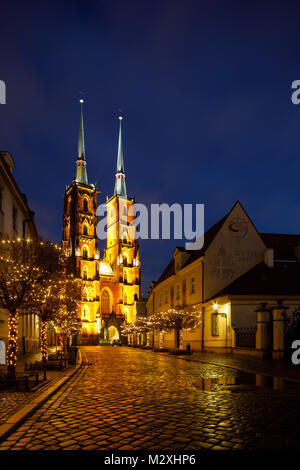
[0,238,64,373]
[34,276,81,362]
[148,306,202,350]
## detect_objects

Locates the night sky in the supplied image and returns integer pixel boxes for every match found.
[1,0,300,296]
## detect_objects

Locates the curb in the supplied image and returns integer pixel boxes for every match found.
[0,350,83,444]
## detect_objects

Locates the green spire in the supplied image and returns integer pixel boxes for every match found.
[114,116,127,196]
[75,99,88,185]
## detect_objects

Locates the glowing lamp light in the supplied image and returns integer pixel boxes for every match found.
[213,302,218,311]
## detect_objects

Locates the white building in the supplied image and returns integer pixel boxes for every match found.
[0,151,39,362]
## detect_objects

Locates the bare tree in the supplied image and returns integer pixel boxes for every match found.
[148,306,201,349]
[0,239,63,372]
[34,276,81,362]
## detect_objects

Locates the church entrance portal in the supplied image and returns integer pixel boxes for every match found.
[107,326,119,342]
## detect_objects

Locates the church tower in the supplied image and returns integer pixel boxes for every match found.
[99,116,141,339]
[62,100,100,344]
[62,106,141,344]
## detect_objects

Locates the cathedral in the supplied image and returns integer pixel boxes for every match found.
[62,101,141,345]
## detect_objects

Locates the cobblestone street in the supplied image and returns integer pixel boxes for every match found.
[1,346,300,450]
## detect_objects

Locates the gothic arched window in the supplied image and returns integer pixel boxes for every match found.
[101,290,110,314]
[83,199,88,212]
[124,293,128,305]
[83,225,88,235]
[82,306,89,320]
[82,247,88,260]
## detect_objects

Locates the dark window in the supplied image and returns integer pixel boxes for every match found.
[12,206,17,231]
[83,248,88,260]
[83,225,88,235]
[83,199,88,212]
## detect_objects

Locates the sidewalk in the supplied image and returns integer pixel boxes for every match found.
[156,350,300,382]
[0,347,82,442]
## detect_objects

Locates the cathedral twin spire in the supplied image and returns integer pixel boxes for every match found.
[75,99,88,185]
[114,116,127,197]
[75,101,127,197]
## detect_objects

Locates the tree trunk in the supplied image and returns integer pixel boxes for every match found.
[40,321,48,362]
[7,310,18,373]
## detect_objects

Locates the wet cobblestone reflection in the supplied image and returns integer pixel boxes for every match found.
[0,346,300,450]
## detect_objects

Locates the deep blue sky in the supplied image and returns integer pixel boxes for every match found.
[1,0,300,296]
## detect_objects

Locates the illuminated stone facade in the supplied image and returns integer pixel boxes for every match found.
[62,106,140,344]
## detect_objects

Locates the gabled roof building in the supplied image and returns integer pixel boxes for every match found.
[146,201,300,357]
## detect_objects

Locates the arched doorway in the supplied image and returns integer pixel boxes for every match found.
[108,326,119,342]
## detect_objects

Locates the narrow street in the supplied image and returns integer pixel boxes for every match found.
[1,346,300,450]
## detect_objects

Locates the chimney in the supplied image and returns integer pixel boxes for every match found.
[295,245,300,263]
[264,248,274,268]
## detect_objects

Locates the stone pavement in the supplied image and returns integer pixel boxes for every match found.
[158,351,300,382]
[0,347,72,426]
[0,346,300,450]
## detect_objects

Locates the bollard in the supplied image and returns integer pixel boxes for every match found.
[35,372,39,386]
[43,368,47,381]
[186,344,191,354]
[25,376,29,391]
